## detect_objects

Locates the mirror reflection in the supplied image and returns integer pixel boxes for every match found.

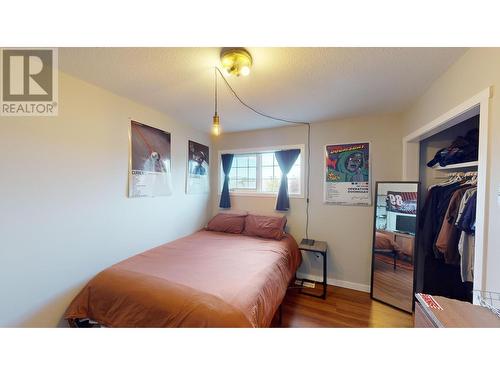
[371,182,419,313]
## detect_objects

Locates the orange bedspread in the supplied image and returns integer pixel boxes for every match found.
[65,230,301,327]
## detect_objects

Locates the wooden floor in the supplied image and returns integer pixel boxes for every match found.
[372,254,414,312]
[272,284,414,328]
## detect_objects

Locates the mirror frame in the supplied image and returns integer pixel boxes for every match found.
[370,181,421,313]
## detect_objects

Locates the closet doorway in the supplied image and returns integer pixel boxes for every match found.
[402,87,491,304]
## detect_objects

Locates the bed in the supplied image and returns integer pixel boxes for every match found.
[64,229,301,328]
[374,230,400,251]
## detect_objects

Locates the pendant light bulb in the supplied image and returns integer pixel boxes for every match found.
[212,67,221,136]
[212,113,220,136]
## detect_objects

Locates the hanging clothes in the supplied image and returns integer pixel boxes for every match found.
[419,172,477,298]
[435,186,470,265]
[455,191,477,282]
[420,173,477,260]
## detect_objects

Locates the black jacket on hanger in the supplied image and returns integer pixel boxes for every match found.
[419,181,462,258]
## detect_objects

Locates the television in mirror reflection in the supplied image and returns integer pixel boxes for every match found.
[371,182,420,313]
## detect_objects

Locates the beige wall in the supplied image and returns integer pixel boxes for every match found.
[402,48,500,292]
[0,71,212,327]
[211,113,403,290]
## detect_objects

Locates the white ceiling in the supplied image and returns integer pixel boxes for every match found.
[59,48,467,133]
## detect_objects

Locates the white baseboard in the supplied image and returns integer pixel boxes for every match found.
[296,272,371,293]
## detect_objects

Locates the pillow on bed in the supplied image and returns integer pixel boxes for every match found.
[206,213,247,234]
[243,214,287,240]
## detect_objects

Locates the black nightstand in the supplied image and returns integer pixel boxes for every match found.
[296,240,328,299]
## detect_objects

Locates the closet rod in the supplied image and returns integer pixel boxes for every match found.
[435,171,478,179]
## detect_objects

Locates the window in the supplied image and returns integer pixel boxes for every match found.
[260,152,301,194]
[228,154,257,190]
[220,146,303,197]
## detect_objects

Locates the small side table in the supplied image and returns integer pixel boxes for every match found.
[296,240,328,299]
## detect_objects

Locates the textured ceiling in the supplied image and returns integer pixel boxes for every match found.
[59,47,467,133]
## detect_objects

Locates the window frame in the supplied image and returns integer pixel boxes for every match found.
[218,144,305,199]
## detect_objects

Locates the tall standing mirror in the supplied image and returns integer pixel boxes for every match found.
[370,181,420,313]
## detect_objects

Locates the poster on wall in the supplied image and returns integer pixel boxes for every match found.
[386,191,418,215]
[128,120,172,198]
[324,142,371,205]
[186,140,209,194]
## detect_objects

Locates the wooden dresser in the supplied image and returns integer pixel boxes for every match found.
[414,293,500,328]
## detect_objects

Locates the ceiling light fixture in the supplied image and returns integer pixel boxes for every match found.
[220,48,253,77]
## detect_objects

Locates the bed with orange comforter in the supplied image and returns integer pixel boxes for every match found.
[65,230,301,328]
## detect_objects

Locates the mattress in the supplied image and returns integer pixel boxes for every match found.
[64,230,301,327]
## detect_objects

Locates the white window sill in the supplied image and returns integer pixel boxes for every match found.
[218,192,305,199]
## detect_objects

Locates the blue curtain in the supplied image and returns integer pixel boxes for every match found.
[219,153,234,208]
[275,149,301,211]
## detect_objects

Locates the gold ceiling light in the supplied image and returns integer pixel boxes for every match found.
[220,48,253,77]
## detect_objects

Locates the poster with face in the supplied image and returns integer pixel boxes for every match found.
[128,121,172,197]
[186,140,209,194]
[324,142,371,205]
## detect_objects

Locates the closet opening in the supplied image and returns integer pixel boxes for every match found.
[418,110,479,302]
[402,87,490,305]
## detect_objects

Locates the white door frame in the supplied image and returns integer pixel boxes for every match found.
[402,87,492,295]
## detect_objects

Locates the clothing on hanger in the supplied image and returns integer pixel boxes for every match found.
[457,191,477,233]
[458,231,475,282]
[420,181,462,257]
[435,186,470,265]
[455,190,477,282]
[420,172,477,261]
[455,187,477,225]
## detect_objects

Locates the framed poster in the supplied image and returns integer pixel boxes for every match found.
[323,142,371,205]
[186,140,209,194]
[128,120,172,198]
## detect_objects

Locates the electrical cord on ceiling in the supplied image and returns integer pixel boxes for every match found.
[214,67,312,240]
[215,67,308,125]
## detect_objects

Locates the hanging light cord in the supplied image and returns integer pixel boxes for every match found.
[214,66,312,240]
[214,68,218,114]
